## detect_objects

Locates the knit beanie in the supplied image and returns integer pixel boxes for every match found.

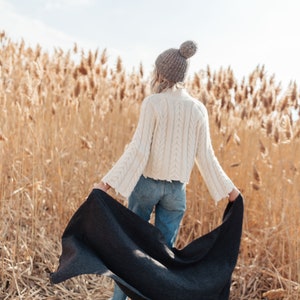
[155,40,197,83]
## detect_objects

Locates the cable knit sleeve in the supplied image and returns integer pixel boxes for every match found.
[102,96,156,198]
[195,104,235,202]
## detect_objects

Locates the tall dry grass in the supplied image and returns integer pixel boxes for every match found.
[0,31,299,299]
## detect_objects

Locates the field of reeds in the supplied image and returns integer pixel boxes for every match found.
[0,31,299,299]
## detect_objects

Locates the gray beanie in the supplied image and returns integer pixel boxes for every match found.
[155,40,197,83]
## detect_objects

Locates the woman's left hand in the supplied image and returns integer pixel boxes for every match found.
[228,187,240,202]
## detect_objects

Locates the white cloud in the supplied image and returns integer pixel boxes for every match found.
[0,0,124,70]
[0,0,100,54]
[0,1,71,48]
[44,0,95,10]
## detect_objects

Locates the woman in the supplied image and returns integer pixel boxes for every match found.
[95,40,240,300]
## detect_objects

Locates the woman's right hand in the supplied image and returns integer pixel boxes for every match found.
[94,182,111,192]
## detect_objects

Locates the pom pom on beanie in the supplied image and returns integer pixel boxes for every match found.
[155,40,197,83]
[179,41,198,59]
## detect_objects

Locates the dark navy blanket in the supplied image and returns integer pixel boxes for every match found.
[50,189,243,300]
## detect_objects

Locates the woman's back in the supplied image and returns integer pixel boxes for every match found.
[143,88,206,182]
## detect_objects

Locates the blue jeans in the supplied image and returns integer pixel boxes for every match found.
[112,176,186,300]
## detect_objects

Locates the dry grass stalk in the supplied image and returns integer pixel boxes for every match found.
[262,288,286,299]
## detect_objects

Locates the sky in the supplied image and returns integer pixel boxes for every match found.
[0,0,300,89]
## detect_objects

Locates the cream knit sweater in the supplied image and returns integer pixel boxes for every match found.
[102,88,235,202]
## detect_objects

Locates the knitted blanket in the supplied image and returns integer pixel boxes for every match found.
[50,189,243,300]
